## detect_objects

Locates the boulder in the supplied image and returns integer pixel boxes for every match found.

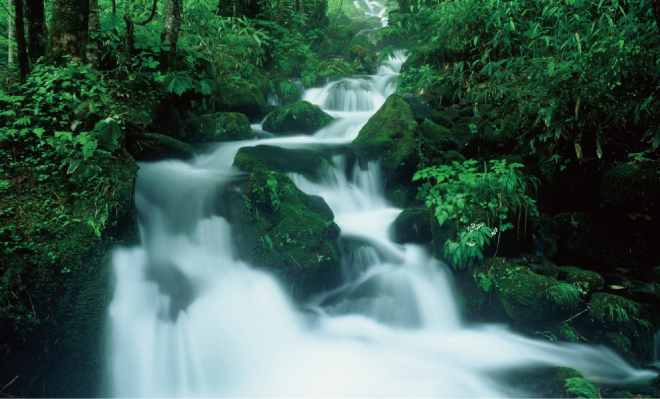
[233,145,330,183]
[418,118,457,162]
[186,112,253,142]
[227,171,341,299]
[302,59,355,88]
[389,208,432,244]
[262,101,334,135]
[126,132,195,161]
[344,44,378,75]
[352,93,419,184]
[268,79,303,106]
[556,266,604,294]
[215,79,267,122]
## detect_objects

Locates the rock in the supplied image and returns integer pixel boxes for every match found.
[418,119,457,162]
[262,101,334,135]
[389,208,432,244]
[0,150,140,397]
[401,93,446,125]
[579,292,655,367]
[233,145,330,183]
[186,112,253,142]
[302,59,355,88]
[344,44,378,75]
[440,150,466,165]
[215,79,266,122]
[556,266,604,294]
[268,79,303,106]
[600,162,660,217]
[126,132,195,161]
[352,93,419,184]
[227,171,341,299]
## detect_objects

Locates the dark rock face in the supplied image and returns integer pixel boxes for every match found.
[186,112,253,142]
[215,79,267,122]
[227,170,341,300]
[262,101,334,135]
[389,208,432,244]
[600,162,660,218]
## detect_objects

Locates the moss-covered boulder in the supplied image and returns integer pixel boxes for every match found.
[302,59,355,88]
[186,112,253,142]
[262,101,334,135]
[0,150,140,397]
[353,93,419,184]
[418,118,457,162]
[227,171,341,299]
[215,79,267,122]
[268,79,302,106]
[577,292,655,367]
[389,208,432,244]
[344,44,378,75]
[600,162,660,217]
[126,132,195,161]
[557,266,604,294]
[233,145,330,183]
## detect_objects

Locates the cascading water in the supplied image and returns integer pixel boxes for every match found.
[106,8,658,397]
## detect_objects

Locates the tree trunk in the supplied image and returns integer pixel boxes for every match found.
[24,0,47,64]
[14,0,29,81]
[86,0,99,67]
[160,0,181,71]
[8,0,16,65]
[46,0,89,64]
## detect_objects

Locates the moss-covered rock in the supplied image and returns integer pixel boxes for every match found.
[389,208,432,244]
[186,112,253,142]
[538,367,595,398]
[262,101,334,135]
[0,150,140,397]
[233,145,330,183]
[268,79,303,106]
[605,375,660,398]
[418,118,457,162]
[600,162,660,217]
[215,79,267,122]
[353,93,419,184]
[227,171,341,299]
[126,132,195,161]
[578,292,655,367]
[557,266,604,294]
[344,44,378,75]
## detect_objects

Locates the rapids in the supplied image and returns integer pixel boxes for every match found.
[106,3,657,396]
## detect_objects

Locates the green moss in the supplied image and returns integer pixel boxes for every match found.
[268,79,302,106]
[389,208,432,244]
[126,132,195,161]
[343,44,378,75]
[605,376,660,398]
[215,79,267,122]
[0,150,139,397]
[582,292,654,366]
[557,266,604,293]
[539,367,586,398]
[352,93,419,183]
[302,59,355,88]
[418,118,456,162]
[228,171,341,299]
[441,150,466,165]
[186,112,253,142]
[233,145,330,183]
[262,101,334,135]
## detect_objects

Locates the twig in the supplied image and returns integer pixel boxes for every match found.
[562,304,590,324]
[290,254,302,268]
[2,375,18,390]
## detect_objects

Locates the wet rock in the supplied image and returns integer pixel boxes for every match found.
[302,60,355,88]
[389,208,432,244]
[556,266,604,294]
[126,132,195,161]
[227,171,341,300]
[186,112,253,142]
[262,101,334,135]
[353,93,419,185]
[233,145,331,183]
[418,119,457,162]
[268,79,303,106]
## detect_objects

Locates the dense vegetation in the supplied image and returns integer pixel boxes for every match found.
[0,0,659,395]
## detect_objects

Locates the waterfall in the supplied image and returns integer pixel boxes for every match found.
[106,14,657,399]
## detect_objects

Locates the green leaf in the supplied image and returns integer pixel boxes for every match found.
[163,72,194,96]
[92,118,122,152]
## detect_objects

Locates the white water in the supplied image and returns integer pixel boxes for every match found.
[106,15,657,398]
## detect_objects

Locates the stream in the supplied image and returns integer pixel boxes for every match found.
[105,2,658,396]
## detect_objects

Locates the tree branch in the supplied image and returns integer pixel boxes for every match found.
[136,0,158,25]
